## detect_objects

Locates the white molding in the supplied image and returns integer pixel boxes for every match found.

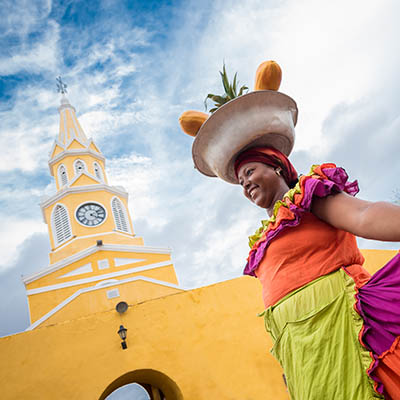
[40,184,128,213]
[51,231,138,252]
[49,149,105,167]
[58,262,93,278]
[114,258,145,267]
[68,170,102,187]
[25,275,183,331]
[22,244,172,284]
[26,260,172,294]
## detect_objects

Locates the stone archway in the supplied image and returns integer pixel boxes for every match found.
[99,369,184,400]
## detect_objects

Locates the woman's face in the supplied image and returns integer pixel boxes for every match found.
[238,162,285,210]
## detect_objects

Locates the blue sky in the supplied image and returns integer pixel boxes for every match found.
[1,0,400,344]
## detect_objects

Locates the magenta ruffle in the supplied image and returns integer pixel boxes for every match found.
[243,165,359,276]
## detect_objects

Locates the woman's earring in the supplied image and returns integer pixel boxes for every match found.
[275,168,281,177]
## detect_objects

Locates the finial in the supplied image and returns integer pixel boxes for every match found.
[56,76,67,94]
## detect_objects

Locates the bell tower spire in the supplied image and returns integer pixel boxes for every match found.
[56,77,89,146]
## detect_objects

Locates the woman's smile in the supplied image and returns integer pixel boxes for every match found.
[238,161,289,213]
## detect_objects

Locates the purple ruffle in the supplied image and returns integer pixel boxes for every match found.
[243,166,359,276]
[353,252,400,395]
[357,253,400,354]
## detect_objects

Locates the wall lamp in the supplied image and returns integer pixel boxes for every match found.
[118,325,128,349]
[116,301,128,350]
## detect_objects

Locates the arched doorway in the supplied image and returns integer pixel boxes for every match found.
[99,369,183,400]
[105,383,150,399]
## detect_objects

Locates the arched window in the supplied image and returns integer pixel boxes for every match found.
[111,197,130,233]
[74,159,86,175]
[52,204,72,245]
[93,162,103,181]
[58,164,68,187]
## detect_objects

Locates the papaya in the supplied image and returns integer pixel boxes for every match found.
[179,110,208,137]
[254,60,282,91]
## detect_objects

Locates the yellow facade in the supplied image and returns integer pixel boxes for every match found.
[1,93,398,399]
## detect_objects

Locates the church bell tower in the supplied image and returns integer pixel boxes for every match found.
[22,79,182,329]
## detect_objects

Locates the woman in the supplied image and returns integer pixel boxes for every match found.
[180,61,400,399]
[235,146,400,399]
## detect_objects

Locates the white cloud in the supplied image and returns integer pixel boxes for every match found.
[0,19,60,76]
[0,217,48,271]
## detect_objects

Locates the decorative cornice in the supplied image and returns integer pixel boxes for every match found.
[25,275,183,331]
[49,148,105,171]
[51,231,138,253]
[22,243,173,284]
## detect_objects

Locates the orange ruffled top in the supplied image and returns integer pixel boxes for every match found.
[244,163,370,308]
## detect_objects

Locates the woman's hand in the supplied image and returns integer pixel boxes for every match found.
[312,192,400,241]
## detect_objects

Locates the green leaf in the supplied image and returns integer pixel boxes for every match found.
[220,64,235,99]
[204,93,217,110]
[204,63,248,112]
[232,72,237,97]
[210,95,228,104]
[238,85,248,96]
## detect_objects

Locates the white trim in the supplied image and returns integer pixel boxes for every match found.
[70,110,87,143]
[40,184,128,214]
[26,260,173,294]
[106,288,120,299]
[57,163,68,188]
[114,258,145,267]
[96,279,118,287]
[93,161,104,181]
[111,196,131,234]
[51,203,73,247]
[58,103,76,113]
[48,140,66,170]
[98,259,109,269]
[62,109,68,143]
[22,244,172,284]
[58,263,93,278]
[49,149,105,166]
[73,158,87,175]
[74,201,108,228]
[51,231,137,252]
[25,275,182,331]
[68,170,101,187]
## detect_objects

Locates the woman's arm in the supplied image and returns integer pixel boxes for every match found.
[312,192,400,241]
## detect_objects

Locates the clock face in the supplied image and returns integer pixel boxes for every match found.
[76,203,106,226]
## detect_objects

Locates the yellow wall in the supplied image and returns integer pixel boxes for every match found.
[360,248,398,274]
[0,276,288,400]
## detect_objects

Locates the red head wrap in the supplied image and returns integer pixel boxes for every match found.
[234,147,298,188]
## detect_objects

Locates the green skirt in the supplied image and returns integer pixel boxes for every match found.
[260,269,383,399]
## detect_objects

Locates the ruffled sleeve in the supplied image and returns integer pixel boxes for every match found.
[244,163,359,276]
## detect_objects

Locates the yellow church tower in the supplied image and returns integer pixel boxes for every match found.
[22,80,183,330]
